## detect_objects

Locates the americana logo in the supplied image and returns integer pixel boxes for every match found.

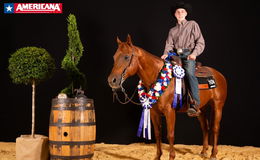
[4,3,63,14]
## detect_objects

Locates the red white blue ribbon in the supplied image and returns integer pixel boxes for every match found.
[137,61,172,139]
[137,59,185,139]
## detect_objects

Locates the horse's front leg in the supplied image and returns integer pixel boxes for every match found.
[164,105,176,160]
[151,107,162,160]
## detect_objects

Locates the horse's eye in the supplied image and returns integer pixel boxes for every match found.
[124,56,129,60]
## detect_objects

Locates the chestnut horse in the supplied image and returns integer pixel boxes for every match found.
[108,35,227,160]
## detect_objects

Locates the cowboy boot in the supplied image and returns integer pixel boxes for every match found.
[187,100,201,117]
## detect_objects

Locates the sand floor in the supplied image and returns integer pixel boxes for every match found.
[1,142,260,160]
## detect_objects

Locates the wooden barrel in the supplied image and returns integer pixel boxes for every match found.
[49,97,96,160]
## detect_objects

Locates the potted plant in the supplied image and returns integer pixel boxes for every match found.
[49,14,96,160]
[61,13,86,97]
[8,46,55,160]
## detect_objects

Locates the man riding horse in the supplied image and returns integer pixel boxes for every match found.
[161,1,205,117]
[108,2,227,159]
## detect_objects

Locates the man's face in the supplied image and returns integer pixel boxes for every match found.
[174,8,187,21]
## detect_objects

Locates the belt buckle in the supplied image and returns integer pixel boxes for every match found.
[177,48,183,54]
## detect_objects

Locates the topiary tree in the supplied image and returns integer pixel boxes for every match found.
[8,47,56,138]
[61,14,86,97]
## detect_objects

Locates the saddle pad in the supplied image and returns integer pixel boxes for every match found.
[195,66,213,77]
[197,76,216,89]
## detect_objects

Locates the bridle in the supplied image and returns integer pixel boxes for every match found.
[112,47,141,105]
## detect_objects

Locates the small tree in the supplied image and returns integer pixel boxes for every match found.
[8,47,55,138]
[61,14,86,97]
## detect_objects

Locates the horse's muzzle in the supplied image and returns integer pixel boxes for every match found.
[107,74,121,89]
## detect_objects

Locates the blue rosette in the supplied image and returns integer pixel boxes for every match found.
[173,65,185,78]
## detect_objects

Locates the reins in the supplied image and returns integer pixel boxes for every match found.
[112,87,141,105]
[112,47,141,105]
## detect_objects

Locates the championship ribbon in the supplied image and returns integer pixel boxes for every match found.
[172,65,185,108]
[137,95,152,140]
[137,61,173,140]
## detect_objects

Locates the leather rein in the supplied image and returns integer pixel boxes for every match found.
[112,47,141,105]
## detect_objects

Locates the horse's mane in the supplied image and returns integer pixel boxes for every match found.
[135,46,163,63]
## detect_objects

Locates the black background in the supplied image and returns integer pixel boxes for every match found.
[0,0,259,147]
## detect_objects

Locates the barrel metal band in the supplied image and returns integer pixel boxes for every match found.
[49,140,95,145]
[52,98,94,106]
[50,154,94,159]
[51,106,94,111]
[49,121,96,126]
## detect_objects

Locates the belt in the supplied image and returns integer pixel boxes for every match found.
[172,48,190,54]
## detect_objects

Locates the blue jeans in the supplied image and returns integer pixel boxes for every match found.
[181,53,200,105]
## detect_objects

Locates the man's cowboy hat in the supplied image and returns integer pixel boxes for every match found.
[170,1,192,14]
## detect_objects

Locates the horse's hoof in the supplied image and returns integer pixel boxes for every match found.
[153,155,161,160]
[200,153,207,158]
[209,157,217,160]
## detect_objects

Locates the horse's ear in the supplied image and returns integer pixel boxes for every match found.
[126,34,133,46]
[117,36,122,44]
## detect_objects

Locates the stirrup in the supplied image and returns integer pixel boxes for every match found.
[187,104,201,117]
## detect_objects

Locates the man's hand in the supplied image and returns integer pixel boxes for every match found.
[161,54,168,59]
[187,54,196,60]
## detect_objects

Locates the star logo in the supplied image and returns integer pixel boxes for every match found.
[4,3,14,14]
[6,5,13,12]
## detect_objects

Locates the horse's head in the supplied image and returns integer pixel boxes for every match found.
[108,35,139,89]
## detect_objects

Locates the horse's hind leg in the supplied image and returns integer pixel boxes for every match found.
[210,100,224,160]
[197,111,210,157]
[151,108,162,160]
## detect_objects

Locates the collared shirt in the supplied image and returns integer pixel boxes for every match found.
[163,20,205,56]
